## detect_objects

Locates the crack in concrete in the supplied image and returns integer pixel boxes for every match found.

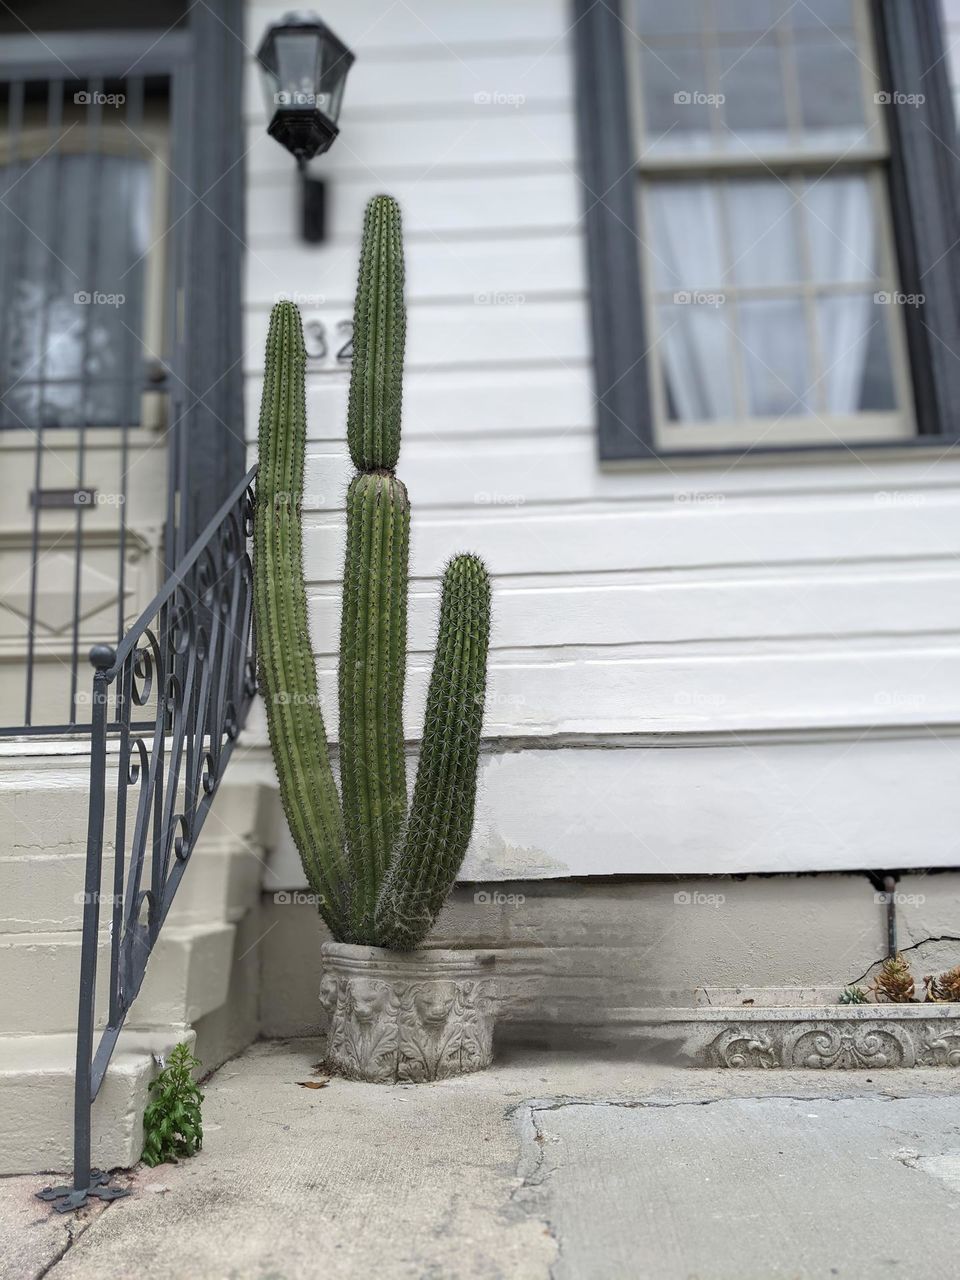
[851,933,960,988]
[508,1089,933,1279]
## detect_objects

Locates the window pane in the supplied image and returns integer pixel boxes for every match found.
[739,298,812,416]
[639,45,713,153]
[646,181,724,292]
[658,302,736,421]
[804,175,877,283]
[795,38,867,148]
[793,0,855,30]
[817,294,896,411]
[714,1,793,32]
[635,0,704,36]
[0,151,151,430]
[717,38,790,150]
[634,0,875,157]
[726,179,802,286]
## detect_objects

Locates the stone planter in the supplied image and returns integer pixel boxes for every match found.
[320,942,497,1083]
[621,1004,960,1068]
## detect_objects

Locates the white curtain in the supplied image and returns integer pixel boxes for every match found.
[646,174,875,420]
[646,181,733,420]
[804,175,875,413]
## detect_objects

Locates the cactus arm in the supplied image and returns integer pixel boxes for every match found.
[338,194,411,938]
[253,301,349,935]
[375,554,491,950]
[347,194,404,472]
[338,472,410,936]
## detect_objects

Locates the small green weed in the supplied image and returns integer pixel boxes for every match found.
[142,1042,203,1167]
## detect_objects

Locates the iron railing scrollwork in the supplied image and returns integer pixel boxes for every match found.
[38,465,258,1212]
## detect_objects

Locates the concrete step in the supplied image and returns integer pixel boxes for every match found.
[0,922,236,1035]
[0,1028,194,1177]
[0,842,263,933]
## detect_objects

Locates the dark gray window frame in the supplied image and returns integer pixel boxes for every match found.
[573,0,960,461]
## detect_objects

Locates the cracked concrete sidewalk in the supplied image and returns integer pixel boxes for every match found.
[4,1037,960,1279]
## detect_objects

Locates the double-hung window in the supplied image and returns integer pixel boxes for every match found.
[575,0,960,458]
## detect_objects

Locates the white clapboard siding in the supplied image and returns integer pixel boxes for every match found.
[246,2,572,53]
[245,300,590,369]
[245,233,584,305]
[263,734,960,883]
[302,491,960,580]
[306,641,960,737]
[244,366,596,441]
[296,438,960,511]
[248,173,582,243]
[245,111,575,178]
[245,0,960,877]
[244,51,571,118]
[305,565,960,654]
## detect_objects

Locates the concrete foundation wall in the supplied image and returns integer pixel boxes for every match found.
[258,873,960,1039]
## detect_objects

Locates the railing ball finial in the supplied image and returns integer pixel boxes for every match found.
[89,644,117,671]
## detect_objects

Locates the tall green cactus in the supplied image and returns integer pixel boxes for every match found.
[254,194,491,950]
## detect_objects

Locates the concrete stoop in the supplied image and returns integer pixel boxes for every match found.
[0,1028,195,1176]
[0,741,274,1175]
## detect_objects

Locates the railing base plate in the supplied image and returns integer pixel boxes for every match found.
[36,1169,131,1213]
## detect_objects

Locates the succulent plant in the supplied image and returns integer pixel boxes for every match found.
[871,954,916,1004]
[838,985,869,1005]
[924,965,960,1002]
[254,195,491,950]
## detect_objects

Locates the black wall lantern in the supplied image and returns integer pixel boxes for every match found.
[256,10,355,242]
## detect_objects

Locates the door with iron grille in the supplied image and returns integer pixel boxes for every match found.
[0,4,246,734]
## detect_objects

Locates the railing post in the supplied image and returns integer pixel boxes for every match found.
[37,468,257,1212]
[37,645,130,1212]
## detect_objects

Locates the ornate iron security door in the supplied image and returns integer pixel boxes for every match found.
[0,36,183,734]
[0,5,246,734]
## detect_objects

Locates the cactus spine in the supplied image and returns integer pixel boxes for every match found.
[254,194,491,950]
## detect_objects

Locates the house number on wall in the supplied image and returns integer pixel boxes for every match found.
[303,318,353,367]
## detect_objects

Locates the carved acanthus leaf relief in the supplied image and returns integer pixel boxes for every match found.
[321,968,495,1083]
[708,1018,960,1068]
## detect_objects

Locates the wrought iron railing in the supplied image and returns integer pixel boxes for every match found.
[38,464,257,1212]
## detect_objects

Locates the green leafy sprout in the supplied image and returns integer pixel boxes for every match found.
[141,1042,204,1167]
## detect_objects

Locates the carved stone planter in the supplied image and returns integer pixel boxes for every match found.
[320,942,497,1083]
[621,1004,960,1068]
